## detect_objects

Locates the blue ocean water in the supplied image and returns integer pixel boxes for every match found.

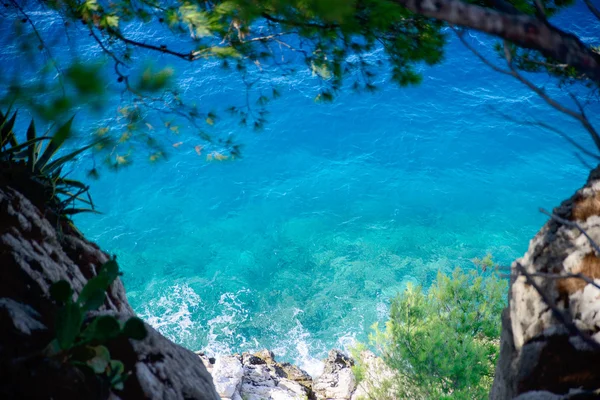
[2,2,599,374]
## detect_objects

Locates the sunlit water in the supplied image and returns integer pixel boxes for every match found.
[2,2,599,375]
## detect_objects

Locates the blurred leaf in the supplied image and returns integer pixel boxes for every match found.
[208,46,241,58]
[122,317,147,340]
[37,116,75,168]
[77,275,109,312]
[98,259,120,284]
[71,345,96,362]
[55,302,83,350]
[86,345,110,373]
[82,315,121,342]
[137,66,174,93]
[42,139,106,174]
[65,63,105,96]
[50,280,73,303]
[102,15,119,29]
[87,168,100,180]
[109,359,125,376]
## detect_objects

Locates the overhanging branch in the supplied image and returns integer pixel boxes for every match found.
[454,28,600,153]
[393,0,600,85]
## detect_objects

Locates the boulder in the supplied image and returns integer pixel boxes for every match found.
[206,349,313,400]
[313,350,356,400]
[239,350,312,400]
[213,355,244,398]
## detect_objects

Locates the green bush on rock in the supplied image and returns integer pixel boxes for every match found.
[48,259,148,391]
[357,257,507,399]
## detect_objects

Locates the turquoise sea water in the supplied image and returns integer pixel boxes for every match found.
[3,2,600,374]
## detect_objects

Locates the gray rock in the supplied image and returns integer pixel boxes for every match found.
[208,349,313,400]
[213,355,244,398]
[491,167,600,398]
[351,350,397,400]
[313,350,356,400]
[0,185,219,399]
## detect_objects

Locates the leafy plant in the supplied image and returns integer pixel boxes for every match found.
[359,259,507,399]
[48,259,147,391]
[0,108,104,219]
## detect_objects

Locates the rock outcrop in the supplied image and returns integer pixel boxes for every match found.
[351,350,398,400]
[201,349,367,400]
[313,350,356,400]
[198,349,314,400]
[0,185,219,399]
[491,167,600,398]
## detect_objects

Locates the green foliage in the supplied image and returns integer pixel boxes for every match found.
[48,259,148,391]
[1,0,588,166]
[363,260,507,399]
[472,253,496,272]
[0,110,103,218]
[350,342,369,384]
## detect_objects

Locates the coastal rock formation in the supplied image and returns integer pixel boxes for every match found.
[198,349,313,400]
[202,349,368,400]
[491,167,600,398]
[0,185,218,400]
[313,350,356,400]
[350,350,397,400]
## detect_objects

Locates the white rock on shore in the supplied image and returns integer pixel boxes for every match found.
[198,349,314,400]
[197,349,372,400]
[313,350,356,400]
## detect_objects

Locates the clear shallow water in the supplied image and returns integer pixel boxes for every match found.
[3,2,600,374]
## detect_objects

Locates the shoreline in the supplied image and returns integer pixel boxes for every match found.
[196,348,391,400]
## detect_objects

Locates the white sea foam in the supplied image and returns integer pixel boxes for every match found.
[271,312,325,378]
[139,283,202,343]
[205,290,251,356]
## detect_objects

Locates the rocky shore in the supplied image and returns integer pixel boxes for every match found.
[197,349,392,400]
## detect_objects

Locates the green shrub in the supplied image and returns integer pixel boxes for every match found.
[365,259,507,399]
[48,259,147,391]
[0,109,105,220]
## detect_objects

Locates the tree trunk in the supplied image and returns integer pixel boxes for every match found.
[393,0,600,85]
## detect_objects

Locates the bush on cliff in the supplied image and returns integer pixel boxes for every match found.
[356,256,507,399]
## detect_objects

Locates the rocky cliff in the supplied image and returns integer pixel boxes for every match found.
[0,185,219,399]
[491,167,600,398]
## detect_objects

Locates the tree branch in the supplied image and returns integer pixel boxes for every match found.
[526,271,600,292]
[584,0,600,22]
[454,29,600,152]
[484,105,600,161]
[515,262,600,351]
[261,13,339,30]
[393,0,600,85]
[9,0,65,94]
[113,32,195,61]
[540,208,600,255]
